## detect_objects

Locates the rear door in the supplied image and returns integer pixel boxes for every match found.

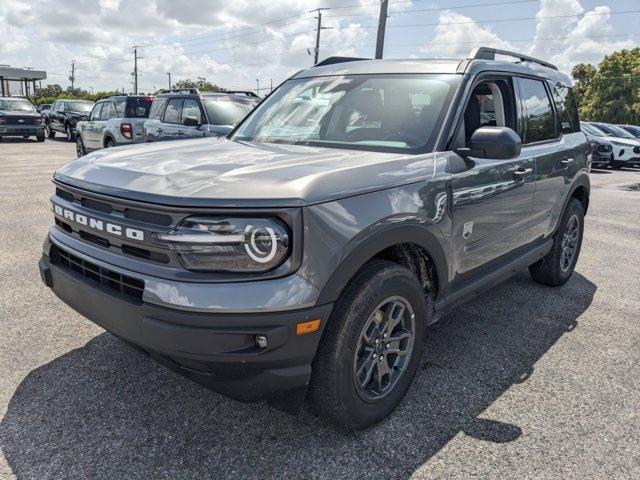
[515,77,574,239]
[84,103,103,149]
[449,76,536,280]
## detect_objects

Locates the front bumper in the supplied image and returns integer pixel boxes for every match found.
[38,240,333,402]
[0,125,44,136]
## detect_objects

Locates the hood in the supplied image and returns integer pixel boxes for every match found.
[0,110,40,117]
[54,137,436,207]
[584,133,610,145]
[607,136,640,146]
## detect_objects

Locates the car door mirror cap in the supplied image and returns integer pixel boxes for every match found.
[182,116,200,127]
[456,126,522,160]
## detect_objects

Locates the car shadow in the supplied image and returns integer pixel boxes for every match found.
[0,271,596,479]
[0,137,39,143]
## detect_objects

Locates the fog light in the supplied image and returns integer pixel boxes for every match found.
[255,335,268,349]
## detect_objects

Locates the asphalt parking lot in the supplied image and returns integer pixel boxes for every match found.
[0,138,639,480]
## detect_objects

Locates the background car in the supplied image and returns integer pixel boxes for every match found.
[36,103,52,114]
[0,97,45,142]
[581,122,613,168]
[144,89,260,142]
[617,124,640,138]
[585,122,640,169]
[43,99,95,141]
[75,95,153,157]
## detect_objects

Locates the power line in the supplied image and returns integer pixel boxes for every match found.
[326,0,540,17]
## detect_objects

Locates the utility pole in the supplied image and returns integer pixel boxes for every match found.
[133,46,139,95]
[166,72,171,90]
[375,0,389,59]
[69,60,75,91]
[310,8,330,65]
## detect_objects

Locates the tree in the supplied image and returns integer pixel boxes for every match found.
[171,78,226,93]
[33,84,64,98]
[571,48,640,124]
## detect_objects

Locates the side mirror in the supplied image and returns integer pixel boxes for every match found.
[456,126,521,160]
[182,116,199,127]
[80,115,89,121]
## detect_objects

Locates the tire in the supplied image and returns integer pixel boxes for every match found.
[529,198,584,287]
[105,138,115,148]
[22,135,29,139]
[46,122,55,138]
[76,135,86,157]
[611,161,624,170]
[309,260,428,430]
[65,124,75,142]
[36,134,45,143]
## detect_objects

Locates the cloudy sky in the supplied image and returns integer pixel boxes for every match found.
[1,0,638,94]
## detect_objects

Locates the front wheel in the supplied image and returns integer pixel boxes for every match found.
[36,134,45,143]
[529,198,584,286]
[611,161,624,170]
[309,260,428,429]
[46,122,55,138]
[65,124,75,142]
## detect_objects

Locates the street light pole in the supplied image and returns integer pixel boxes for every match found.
[166,72,171,90]
[375,0,389,59]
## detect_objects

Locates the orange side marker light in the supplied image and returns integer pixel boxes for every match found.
[296,319,321,335]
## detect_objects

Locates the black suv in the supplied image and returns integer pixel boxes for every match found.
[144,89,260,142]
[40,48,590,429]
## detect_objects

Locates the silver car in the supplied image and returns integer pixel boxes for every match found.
[143,90,260,142]
[75,95,153,157]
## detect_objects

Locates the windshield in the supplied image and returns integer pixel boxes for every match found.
[581,123,606,137]
[601,123,635,139]
[203,98,257,126]
[231,74,459,152]
[0,99,35,112]
[68,101,94,112]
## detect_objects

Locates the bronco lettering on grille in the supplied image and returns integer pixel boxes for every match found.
[53,203,145,241]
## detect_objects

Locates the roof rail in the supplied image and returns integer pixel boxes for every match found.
[468,47,558,71]
[225,90,260,98]
[314,56,369,67]
[156,88,200,95]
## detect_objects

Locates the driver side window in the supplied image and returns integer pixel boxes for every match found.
[456,78,516,148]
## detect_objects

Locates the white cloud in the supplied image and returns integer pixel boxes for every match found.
[420,11,514,58]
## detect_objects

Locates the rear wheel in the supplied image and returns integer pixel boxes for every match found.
[36,134,45,142]
[309,260,428,429]
[529,198,584,286]
[105,138,115,148]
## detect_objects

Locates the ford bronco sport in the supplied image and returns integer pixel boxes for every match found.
[39,47,590,429]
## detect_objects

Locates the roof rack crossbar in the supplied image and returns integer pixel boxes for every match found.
[468,47,558,71]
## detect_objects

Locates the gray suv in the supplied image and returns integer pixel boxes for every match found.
[143,89,260,142]
[75,95,153,156]
[39,47,590,429]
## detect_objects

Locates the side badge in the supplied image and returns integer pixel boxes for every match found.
[463,221,474,240]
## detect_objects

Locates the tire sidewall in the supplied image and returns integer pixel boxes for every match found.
[553,199,584,281]
[329,266,427,427]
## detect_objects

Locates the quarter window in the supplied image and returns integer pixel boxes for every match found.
[149,99,167,120]
[163,98,182,124]
[549,82,580,134]
[517,78,557,143]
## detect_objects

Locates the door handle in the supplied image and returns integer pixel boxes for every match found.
[512,167,533,181]
[561,157,575,168]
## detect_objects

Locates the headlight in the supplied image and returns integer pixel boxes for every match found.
[157,216,290,272]
[0,118,6,125]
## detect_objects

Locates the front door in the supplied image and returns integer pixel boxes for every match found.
[449,77,536,282]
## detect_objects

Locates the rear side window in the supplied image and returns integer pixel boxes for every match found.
[126,97,153,118]
[203,98,256,126]
[163,98,182,124]
[549,82,580,134]
[148,98,167,120]
[517,77,557,143]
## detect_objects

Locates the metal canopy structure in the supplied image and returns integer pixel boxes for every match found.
[0,66,47,97]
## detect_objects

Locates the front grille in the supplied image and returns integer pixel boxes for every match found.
[7,116,38,125]
[51,245,144,302]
